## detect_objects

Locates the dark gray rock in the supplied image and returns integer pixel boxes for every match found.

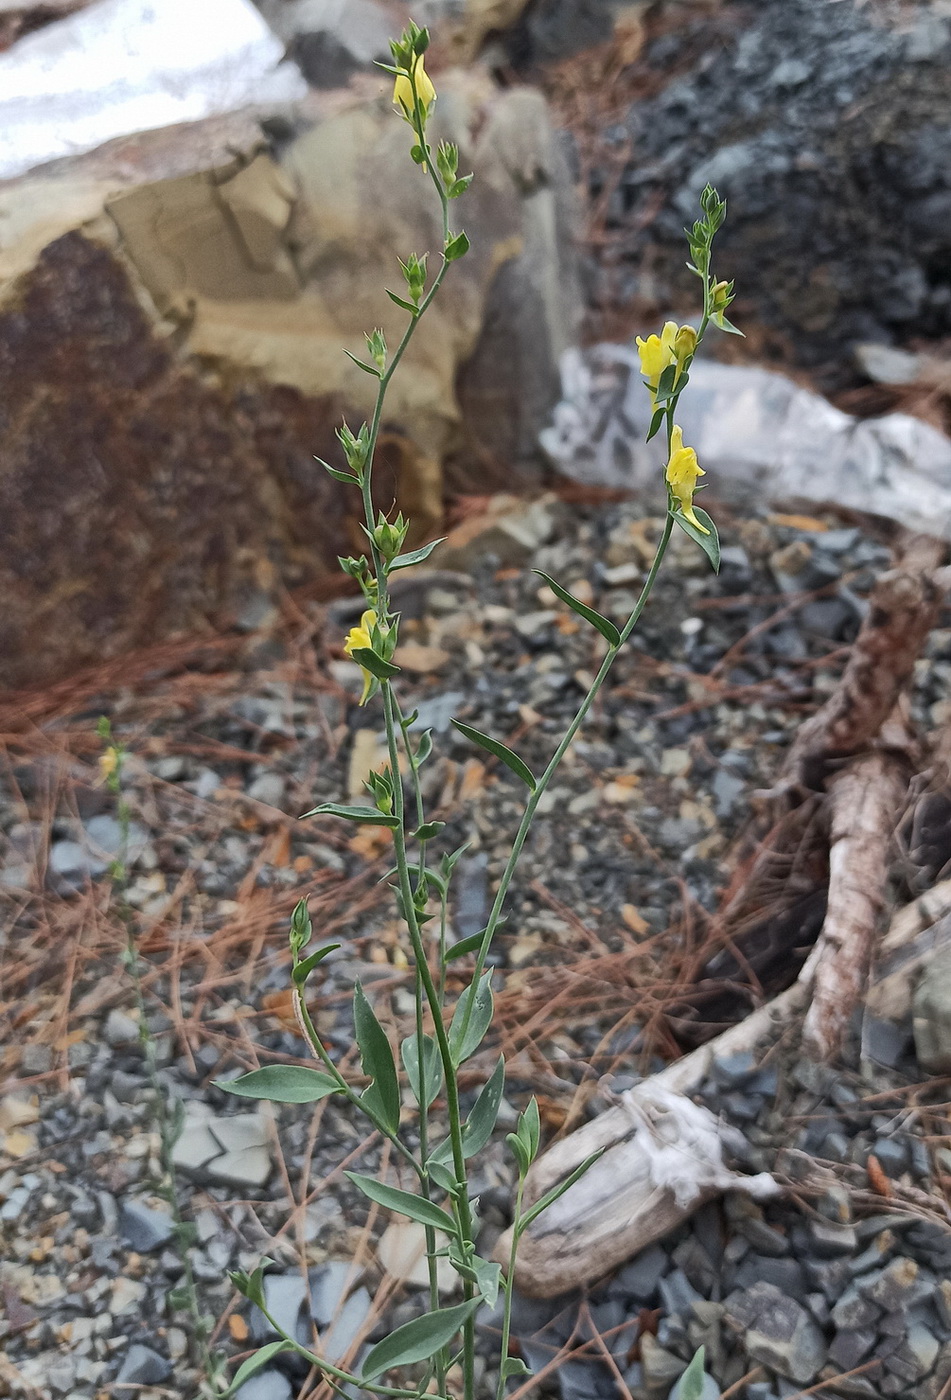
[115,1344,172,1385]
[727,1282,827,1384]
[807,1218,857,1258]
[118,1200,175,1253]
[234,1371,293,1400]
[828,1326,877,1371]
[613,1244,668,1302]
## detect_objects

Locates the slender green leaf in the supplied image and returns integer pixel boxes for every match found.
[451,720,536,791]
[414,729,434,764]
[520,1096,540,1161]
[401,1033,443,1109]
[713,313,744,336]
[447,174,473,199]
[219,1066,341,1104]
[389,538,445,570]
[224,1341,292,1395]
[343,349,381,377]
[534,571,621,647]
[506,1131,530,1176]
[386,288,420,315]
[459,1054,505,1158]
[677,1347,707,1400]
[293,943,341,986]
[440,842,470,879]
[345,1172,456,1233]
[646,405,667,443]
[672,506,720,573]
[300,801,400,829]
[448,972,493,1065]
[353,982,401,1133]
[444,931,484,961]
[319,460,359,484]
[413,821,445,841]
[349,646,400,681]
[519,1149,605,1230]
[361,1299,481,1381]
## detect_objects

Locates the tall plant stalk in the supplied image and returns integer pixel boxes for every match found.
[219,23,739,1400]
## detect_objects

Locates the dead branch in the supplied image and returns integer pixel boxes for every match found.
[800,735,911,1059]
[497,984,809,1298]
[768,534,945,802]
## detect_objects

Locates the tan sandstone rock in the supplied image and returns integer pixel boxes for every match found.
[0,69,580,688]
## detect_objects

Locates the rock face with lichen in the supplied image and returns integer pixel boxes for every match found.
[0,73,580,690]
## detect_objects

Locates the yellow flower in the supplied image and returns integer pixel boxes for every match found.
[635,321,696,407]
[665,425,708,534]
[344,609,378,705]
[635,320,678,393]
[393,55,436,123]
[97,746,120,786]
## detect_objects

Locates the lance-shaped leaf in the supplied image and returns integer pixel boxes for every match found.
[448,972,493,1065]
[349,646,401,681]
[534,570,621,647]
[361,1298,481,1381]
[677,1347,708,1400]
[672,506,720,573]
[354,982,401,1133]
[451,720,536,790]
[519,1148,605,1231]
[460,1054,505,1157]
[389,538,445,571]
[219,1066,341,1104]
[300,801,400,829]
[224,1340,293,1396]
[345,1172,456,1233]
[401,1033,443,1109]
[293,943,341,986]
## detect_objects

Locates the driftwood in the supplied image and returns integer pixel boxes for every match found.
[497,984,808,1298]
[800,722,912,1058]
[772,535,944,800]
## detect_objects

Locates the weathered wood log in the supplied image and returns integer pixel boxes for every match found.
[497,984,808,1298]
[800,724,912,1059]
[768,534,945,802]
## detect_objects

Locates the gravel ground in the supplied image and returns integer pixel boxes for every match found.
[2,489,950,1399]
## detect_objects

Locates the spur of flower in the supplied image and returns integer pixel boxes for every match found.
[635,322,696,407]
[344,609,379,705]
[665,425,708,534]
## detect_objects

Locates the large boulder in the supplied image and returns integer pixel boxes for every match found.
[0,69,580,689]
[564,0,951,380]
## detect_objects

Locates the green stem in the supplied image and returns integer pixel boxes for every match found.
[495,1175,526,1400]
[292,981,423,1179]
[257,1304,448,1400]
[456,515,676,1050]
[382,682,477,1400]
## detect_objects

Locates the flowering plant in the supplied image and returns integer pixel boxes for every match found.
[216,23,737,1400]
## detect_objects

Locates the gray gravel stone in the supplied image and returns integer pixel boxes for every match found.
[727,1282,827,1384]
[115,1344,172,1385]
[234,1371,293,1400]
[612,1244,668,1301]
[251,1272,310,1345]
[118,1200,174,1252]
[914,946,951,1072]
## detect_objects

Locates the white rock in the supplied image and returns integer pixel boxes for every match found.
[0,0,306,180]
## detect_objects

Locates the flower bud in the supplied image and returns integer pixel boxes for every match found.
[674,325,697,362]
[372,512,409,564]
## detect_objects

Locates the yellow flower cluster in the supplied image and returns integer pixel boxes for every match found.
[344,609,378,706]
[665,426,708,534]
